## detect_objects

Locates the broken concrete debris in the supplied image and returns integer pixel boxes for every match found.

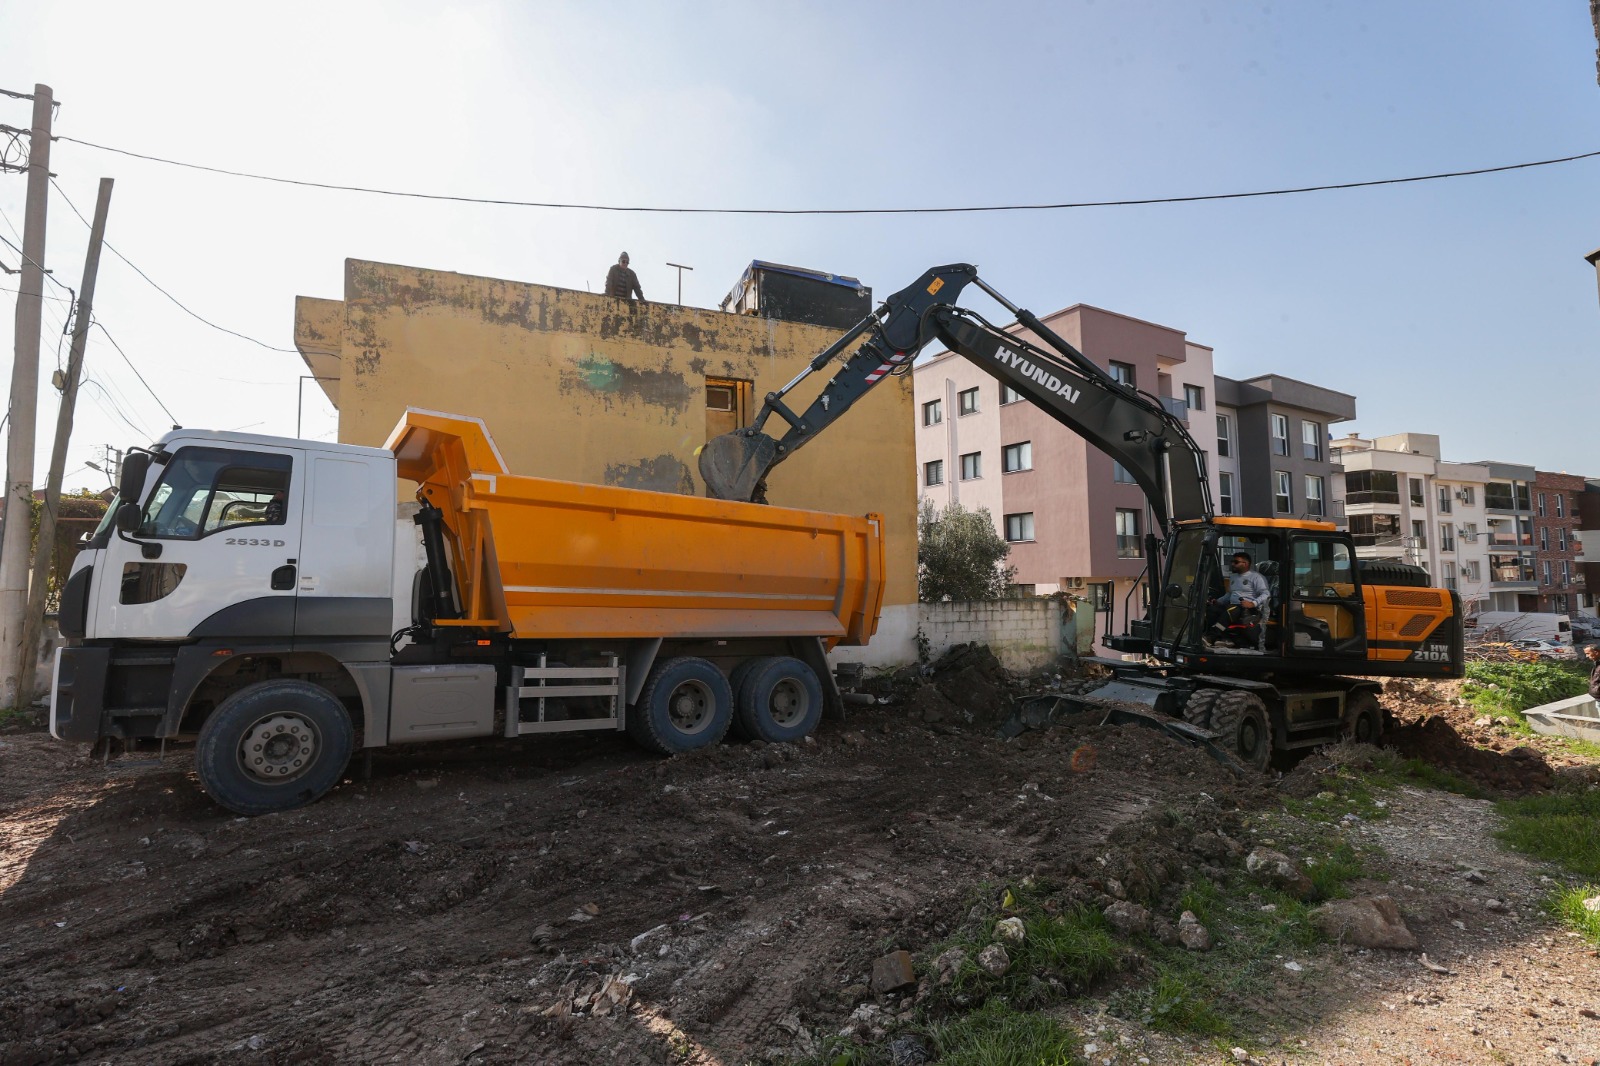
[976,943,1011,977]
[1177,909,1212,951]
[1245,848,1314,900]
[871,950,916,994]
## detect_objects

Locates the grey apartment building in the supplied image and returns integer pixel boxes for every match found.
[1214,375,1355,521]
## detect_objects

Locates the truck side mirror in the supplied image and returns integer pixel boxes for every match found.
[118,452,150,505]
[115,500,141,534]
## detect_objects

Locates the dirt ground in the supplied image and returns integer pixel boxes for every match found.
[2,661,1597,1065]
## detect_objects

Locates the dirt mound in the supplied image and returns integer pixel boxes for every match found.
[1383,716,1554,793]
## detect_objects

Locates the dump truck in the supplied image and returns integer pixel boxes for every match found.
[51,409,886,814]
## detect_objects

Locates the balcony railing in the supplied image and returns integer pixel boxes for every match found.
[1159,396,1188,421]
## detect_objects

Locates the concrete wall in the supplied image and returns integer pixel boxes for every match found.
[916,598,1066,673]
[296,259,920,611]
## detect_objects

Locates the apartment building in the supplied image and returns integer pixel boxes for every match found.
[913,303,1211,638]
[1479,462,1539,612]
[1533,471,1585,614]
[1213,375,1354,520]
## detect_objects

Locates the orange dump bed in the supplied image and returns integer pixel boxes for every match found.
[386,409,886,647]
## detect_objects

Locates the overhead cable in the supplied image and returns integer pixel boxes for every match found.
[92,320,182,426]
[54,133,1600,215]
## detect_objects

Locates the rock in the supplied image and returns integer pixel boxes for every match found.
[1245,848,1314,899]
[1177,910,1211,951]
[1152,918,1181,947]
[871,950,916,994]
[934,947,967,985]
[1106,878,1126,899]
[1189,831,1233,861]
[1459,869,1487,885]
[1102,900,1152,936]
[995,916,1026,943]
[1313,896,1420,950]
[888,1033,931,1066]
[976,943,1011,977]
[1484,899,1510,913]
[1582,896,1600,914]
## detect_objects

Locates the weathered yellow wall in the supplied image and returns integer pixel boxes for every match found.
[292,296,343,405]
[295,259,916,606]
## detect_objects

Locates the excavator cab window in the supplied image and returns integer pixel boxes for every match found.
[1155,527,1212,648]
[1285,536,1366,657]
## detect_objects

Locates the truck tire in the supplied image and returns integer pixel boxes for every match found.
[629,657,732,755]
[194,679,354,816]
[1180,688,1224,731]
[1343,690,1384,745]
[1209,690,1273,773]
[725,658,762,741]
[735,656,824,744]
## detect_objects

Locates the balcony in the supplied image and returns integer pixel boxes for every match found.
[1345,491,1401,506]
[1159,396,1189,421]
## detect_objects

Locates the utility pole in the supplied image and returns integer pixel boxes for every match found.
[666,262,694,305]
[0,83,52,709]
[15,178,111,707]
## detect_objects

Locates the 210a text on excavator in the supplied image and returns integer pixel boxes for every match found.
[699,263,1464,771]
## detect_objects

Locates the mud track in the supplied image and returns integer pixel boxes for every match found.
[0,711,1238,1065]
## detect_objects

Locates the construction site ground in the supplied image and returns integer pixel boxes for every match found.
[2,658,1599,1065]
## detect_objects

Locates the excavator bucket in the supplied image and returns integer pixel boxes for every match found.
[699,429,778,502]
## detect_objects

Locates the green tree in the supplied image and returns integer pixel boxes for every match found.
[917,498,1016,602]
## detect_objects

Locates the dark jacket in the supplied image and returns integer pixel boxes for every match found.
[1588,656,1600,700]
[605,263,643,300]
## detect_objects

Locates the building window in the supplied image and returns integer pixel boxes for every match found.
[1305,474,1325,517]
[1540,526,1549,551]
[1113,461,1137,484]
[1115,509,1142,557]
[1443,571,1458,592]
[1004,512,1035,542]
[1183,384,1205,412]
[1486,482,1515,509]
[1350,513,1401,546]
[1563,559,1572,585]
[1345,469,1399,505]
[1544,560,1553,586]
[1437,485,1452,514]
[1302,420,1322,461]
[1411,519,1427,551]
[1461,486,1475,506]
[1218,471,1234,516]
[959,452,981,480]
[924,460,944,487]
[1538,492,1547,517]
[1409,478,1424,508]
[1109,361,1135,388]
[1216,414,1232,458]
[1461,521,1478,541]
[1440,523,1455,552]
[1556,593,1569,612]
[1557,494,1566,518]
[957,387,979,416]
[1002,441,1032,473]
[1000,383,1023,405]
[1466,559,1481,581]
[1559,528,1568,552]
[1274,470,1292,514]
[1271,414,1289,456]
[922,399,942,426]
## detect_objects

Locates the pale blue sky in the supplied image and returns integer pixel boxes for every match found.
[3,0,1598,490]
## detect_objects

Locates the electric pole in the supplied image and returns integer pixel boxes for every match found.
[0,83,53,709]
[16,178,112,706]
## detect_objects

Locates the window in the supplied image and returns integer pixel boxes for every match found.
[137,447,292,540]
[1000,383,1023,405]
[1305,474,1325,517]
[1540,526,1549,551]
[1563,560,1572,585]
[1004,512,1035,542]
[1274,470,1292,514]
[1218,472,1235,516]
[1115,509,1142,557]
[957,387,979,416]
[959,452,981,480]
[1465,559,1481,581]
[1461,521,1478,541]
[1002,441,1032,473]
[1109,361,1136,388]
[1485,482,1515,509]
[1183,384,1205,412]
[922,399,942,426]
[924,459,944,487]
[1459,486,1475,506]
[1216,414,1232,458]
[1443,570,1458,591]
[1556,593,1569,612]
[1349,513,1401,546]
[1113,461,1137,484]
[1271,414,1289,456]
[1411,520,1427,550]
[1516,483,1532,510]
[1559,528,1568,552]
[1302,420,1322,461]
[1557,494,1566,518]
[1437,485,1452,514]
[1345,469,1399,505]
[1409,478,1424,508]
[1538,492,1547,517]
[1440,523,1455,552]
[1543,560,1553,586]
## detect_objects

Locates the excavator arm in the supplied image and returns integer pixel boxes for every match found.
[698,263,1212,537]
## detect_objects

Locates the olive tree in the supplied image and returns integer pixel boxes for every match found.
[917,498,1016,602]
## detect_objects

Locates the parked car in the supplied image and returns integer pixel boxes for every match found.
[1506,639,1574,657]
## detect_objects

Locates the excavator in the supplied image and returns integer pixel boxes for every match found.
[699,264,1463,770]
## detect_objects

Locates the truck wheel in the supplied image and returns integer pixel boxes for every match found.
[725,658,761,741]
[629,657,732,755]
[735,656,823,744]
[1209,690,1273,773]
[195,680,354,816]
[1343,690,1384,745]
[1180,688,1223,730]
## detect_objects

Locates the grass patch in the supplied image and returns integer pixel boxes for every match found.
[925,1000,1084,1066]
[1141,973,1229,1036]
[1463,659,1588,717]
[1550,884,1600,945]
[1496,789,1600,879]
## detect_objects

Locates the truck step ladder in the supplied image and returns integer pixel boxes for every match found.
[503,653,627,736]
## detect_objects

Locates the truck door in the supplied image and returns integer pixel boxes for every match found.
[1285,536,1366,658]
[291,452,397,643]
[89,444,304,640]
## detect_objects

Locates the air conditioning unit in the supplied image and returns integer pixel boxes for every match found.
[1460,565,1473,575]
[1061,576,1086,590]
[1455,491,1469,501]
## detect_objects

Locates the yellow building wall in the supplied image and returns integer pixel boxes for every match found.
[296,259,917,606]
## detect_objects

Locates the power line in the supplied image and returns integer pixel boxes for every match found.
[91,320,181,426]
[49,178,296,353]
[53,133,1600,215]
[81,379,153,438]
[0,283,74,303]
